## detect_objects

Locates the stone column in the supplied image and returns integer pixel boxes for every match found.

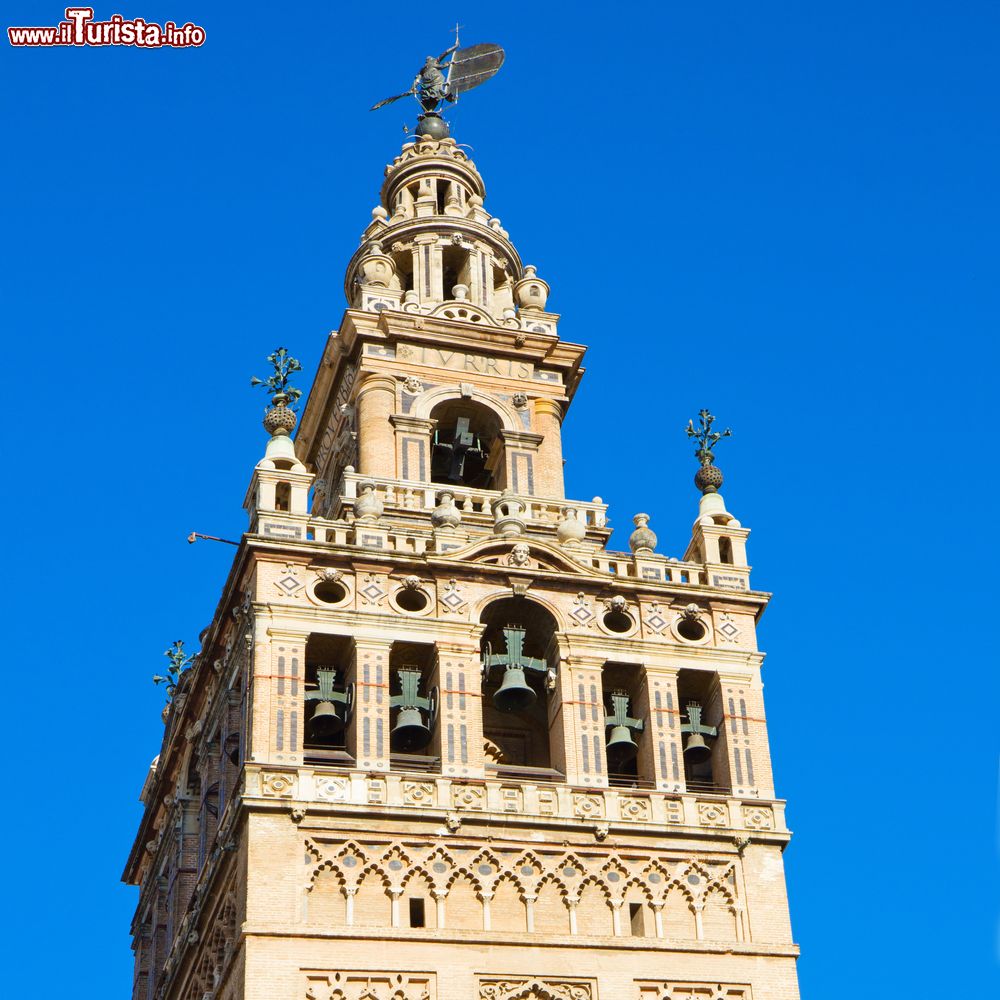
[533,397,566,499]
[430,640,486,780]
[355,373,397,479]
[638,667,684,793]
[345,637,392,771]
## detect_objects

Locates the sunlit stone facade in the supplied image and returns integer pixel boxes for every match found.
[124,134,800,1000]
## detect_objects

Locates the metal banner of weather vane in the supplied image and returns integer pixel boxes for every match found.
[370,26,505,139]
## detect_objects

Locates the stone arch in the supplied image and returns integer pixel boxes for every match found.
[490,873,526,932]
[415,385,518,432]
[574,876,613,937]
[400,869,437,928]
[533,874,569,934]
[353,866,391,927]
[308,865,348,925]
[701,885,738,941]
[474,589,567,634]
[663,883,697,940]
[444,871,482,930]
[621,878,655,937]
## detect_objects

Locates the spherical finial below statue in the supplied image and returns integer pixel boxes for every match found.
[263,394,297,437]
[694,464,724,494]
[416,113,449,139]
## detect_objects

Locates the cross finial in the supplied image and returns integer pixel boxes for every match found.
[152,639,195,699]
[686,409,732,464]
[250,346,303,406]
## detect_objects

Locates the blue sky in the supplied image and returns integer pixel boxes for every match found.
[2,1,997,995]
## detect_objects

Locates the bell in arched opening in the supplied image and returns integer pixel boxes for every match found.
[390,666,437,752]
[680,701,717,764]
[305,667,352,744]
[482,625,552,714]
[429,400,500,489]
[604,690,644,773]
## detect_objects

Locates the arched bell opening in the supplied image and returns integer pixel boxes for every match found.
[274,481,291,512]
[718,536,734,564]
[441,244,472,299]
[600,663,649,788]
[389,641,438,771]
[304,634,354,767]
[677,668,724,794]
[430,399,501,490]
[480,597,560,779]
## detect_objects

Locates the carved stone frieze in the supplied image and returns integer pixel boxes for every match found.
[306,972,435,1000]
[479,979,593,1000]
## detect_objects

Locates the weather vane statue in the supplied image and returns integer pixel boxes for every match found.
[370,26,505,140]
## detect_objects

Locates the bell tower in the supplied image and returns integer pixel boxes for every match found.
[124,132,801,1000]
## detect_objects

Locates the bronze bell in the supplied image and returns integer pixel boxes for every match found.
[605,724,639,771]
[683,732,712,764]
[493,666,536,713]
[391,706,432,752]
[307,699,344,742]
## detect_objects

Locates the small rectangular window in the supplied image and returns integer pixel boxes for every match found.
[629,902,645,936]
[409,897,426,928]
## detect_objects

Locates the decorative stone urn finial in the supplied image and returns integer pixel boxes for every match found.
[628,513,657,554]
[493,490,526,537]
[686,408,732,494]
[556,507,587,546]
[431,490,462,528]
[354,481,384,522]
[251,346,304,438]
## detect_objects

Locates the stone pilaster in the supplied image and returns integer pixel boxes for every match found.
[249,624,305,767]
[430,640,485,779]
[718,671,775,798]
[639,666,684,792]
[346,637,392,771]
[556,655,608,787]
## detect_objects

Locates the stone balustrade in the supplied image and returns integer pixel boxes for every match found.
[334,471,609,529]
[244,765,786,838]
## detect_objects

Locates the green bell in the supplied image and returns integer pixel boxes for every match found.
[606,724,639,771]
[307,699,344,742]
[683,731,712,764]
[493,666,536,713]
[391,706,432,752]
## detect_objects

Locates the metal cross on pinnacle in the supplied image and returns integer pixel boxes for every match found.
[250,346,303,406]
[686,409,732,464]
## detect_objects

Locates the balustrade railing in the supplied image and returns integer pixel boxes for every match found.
[335,470,609,529]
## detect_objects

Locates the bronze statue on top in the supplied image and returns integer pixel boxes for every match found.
[370,28,505,139]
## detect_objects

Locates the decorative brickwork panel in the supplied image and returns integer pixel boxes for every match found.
[637,982,750,1000]
[479,978,594,1000]
[305,972,435,1000]
[303,838,740,941]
